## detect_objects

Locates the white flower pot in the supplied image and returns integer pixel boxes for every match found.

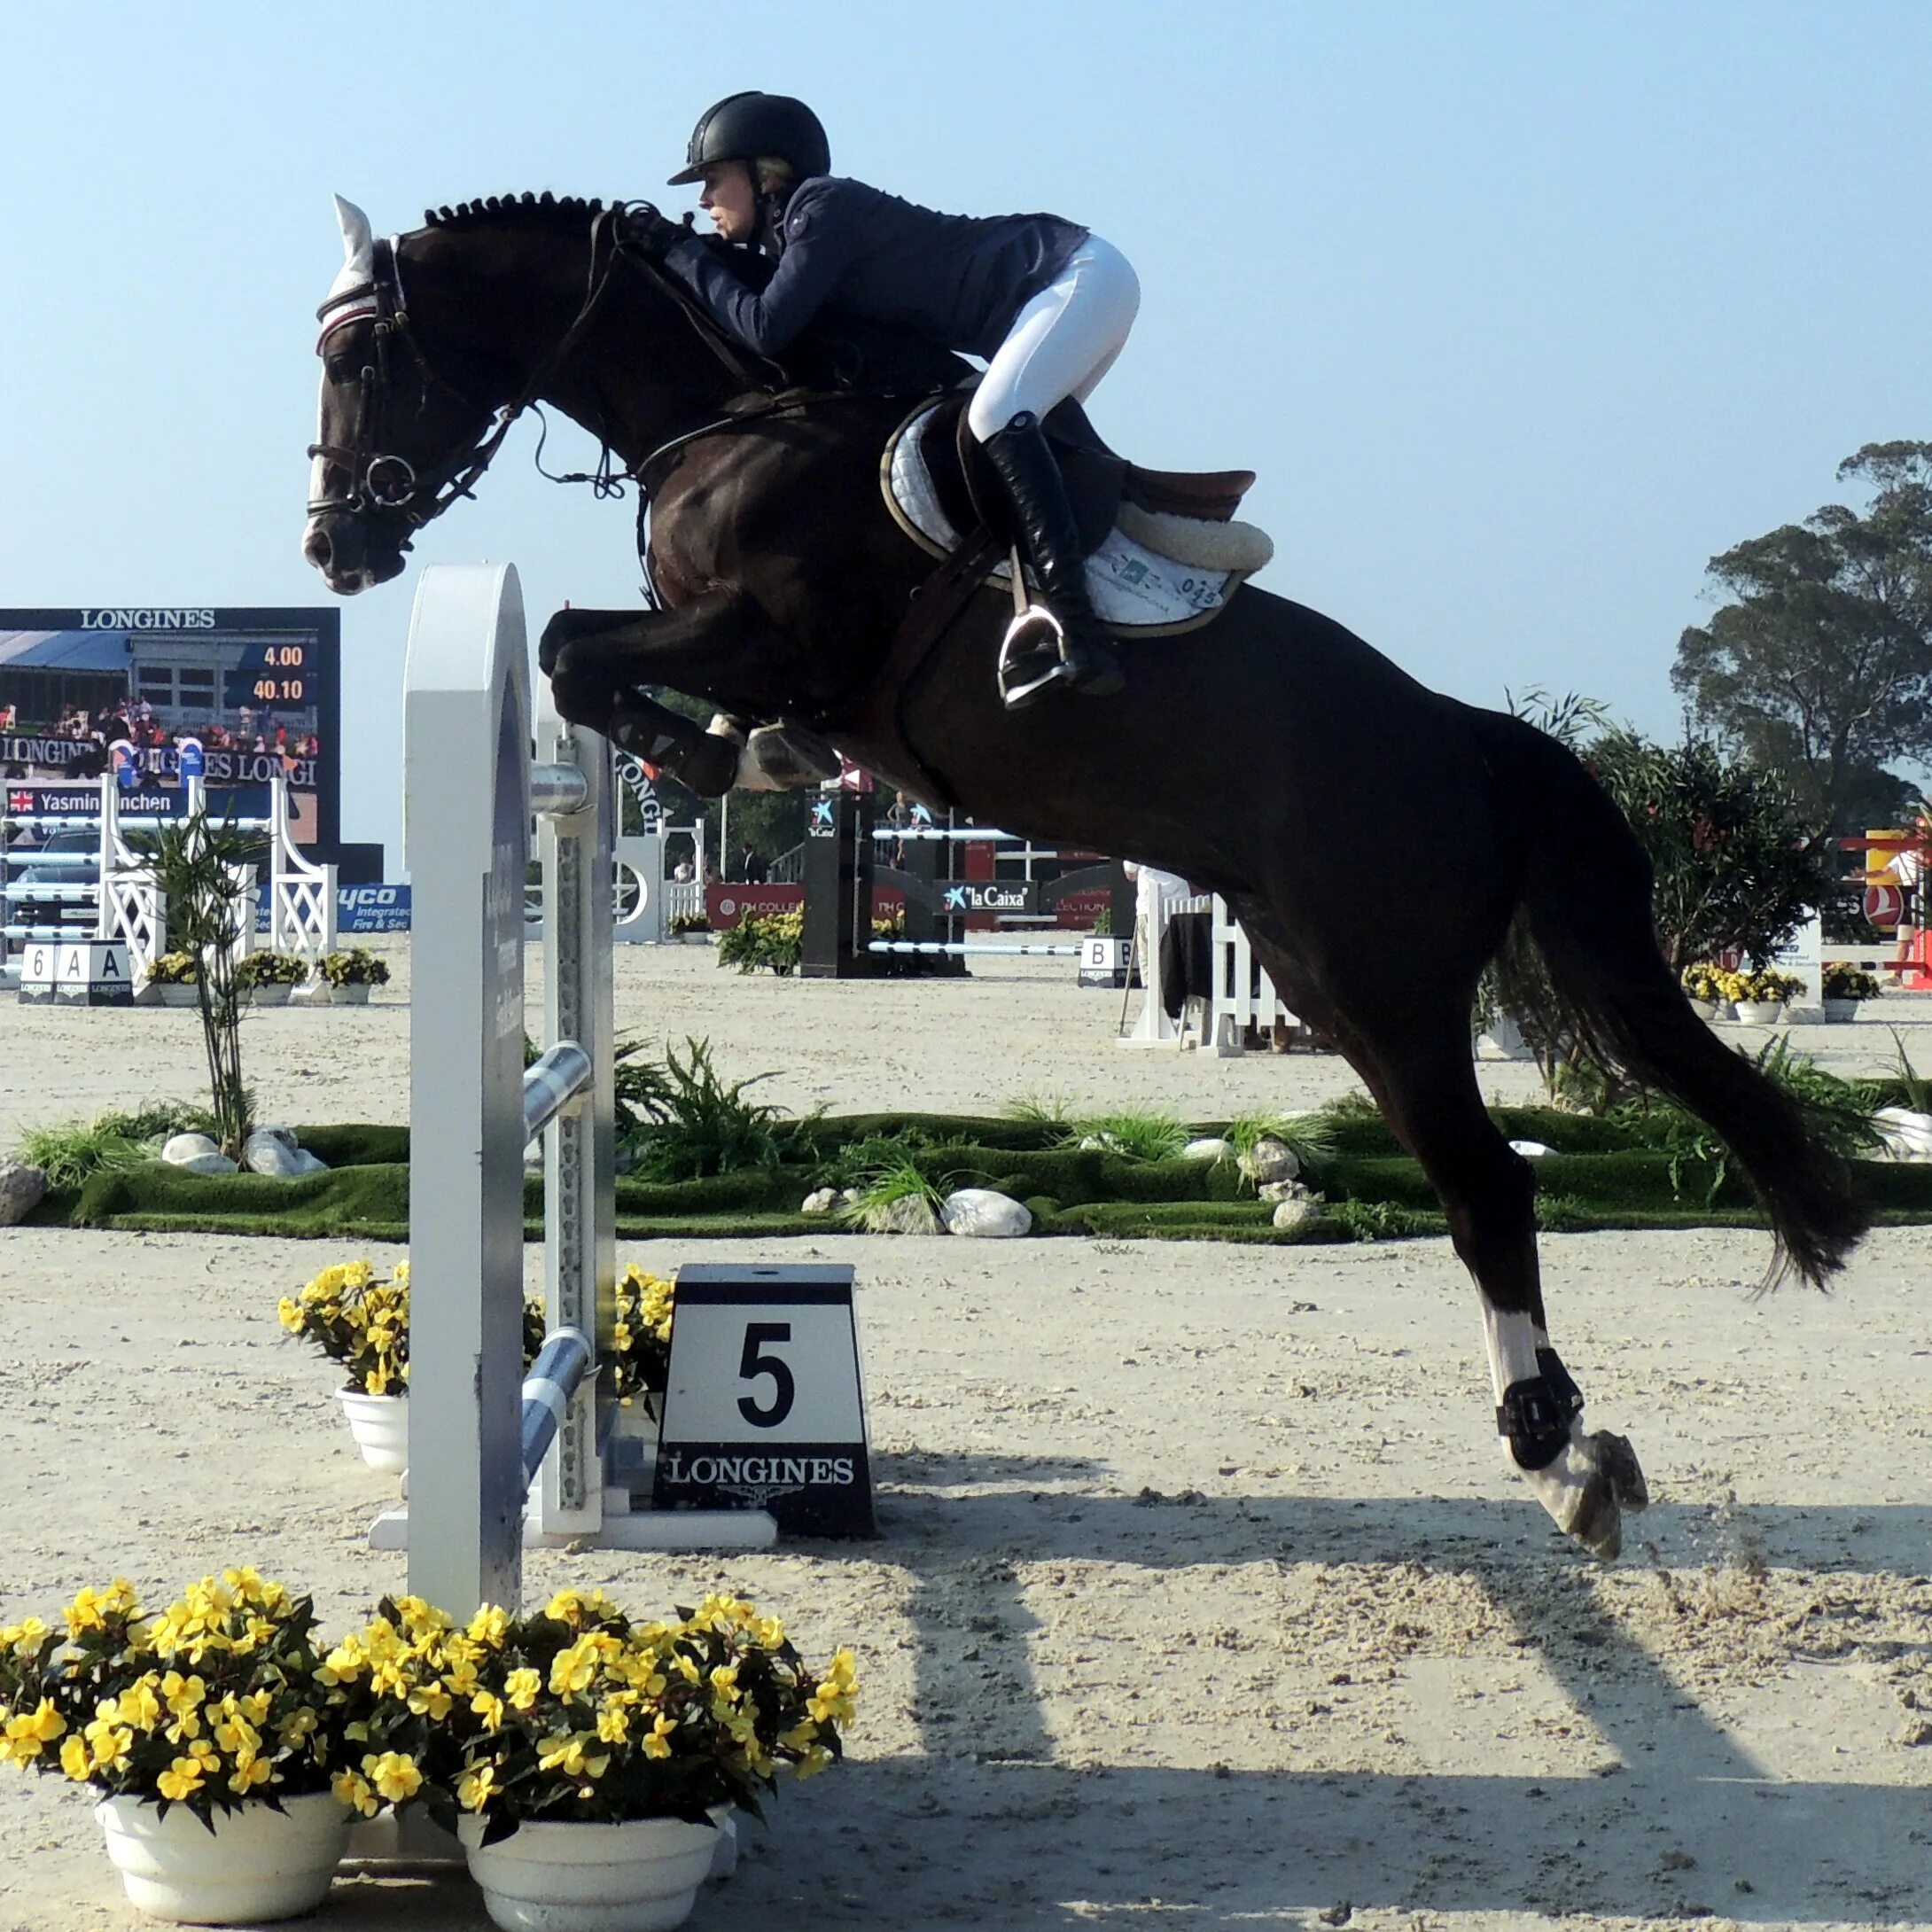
[246,984,293,1007]
[1734,999,1787,1025]
[1820,997,1860,1023]
[337,1389,408,1473]
[1687,997,1718,1021]
[459,1813,719,1932]
[329,983,372,1005]
[96,1790,350,1924]
[157,984,201,1008]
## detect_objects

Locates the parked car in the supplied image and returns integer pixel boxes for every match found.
[7,829,99,934]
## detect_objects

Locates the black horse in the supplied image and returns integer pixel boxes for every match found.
[302,192,1866,1561]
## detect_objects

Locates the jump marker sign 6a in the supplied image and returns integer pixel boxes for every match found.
[653,1263,874,1537]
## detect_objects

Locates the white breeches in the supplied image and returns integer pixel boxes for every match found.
[966,234,1141,442]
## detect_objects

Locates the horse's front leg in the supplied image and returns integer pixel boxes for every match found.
[539,596,837,795]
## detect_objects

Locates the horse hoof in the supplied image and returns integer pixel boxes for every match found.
[1568,1484,1624,1562]
[1593,1430,1649,1513]
[738,724,841,791]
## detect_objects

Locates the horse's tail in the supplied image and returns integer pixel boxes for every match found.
[1475,709,1868,1289]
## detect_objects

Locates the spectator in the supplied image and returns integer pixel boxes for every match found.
[736,841,768,884]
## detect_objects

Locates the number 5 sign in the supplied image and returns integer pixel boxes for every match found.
[652,1264,875,1537]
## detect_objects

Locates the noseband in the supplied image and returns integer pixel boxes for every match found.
[307,212,629,536]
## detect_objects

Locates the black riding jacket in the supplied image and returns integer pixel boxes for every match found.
[657,175,1087,362]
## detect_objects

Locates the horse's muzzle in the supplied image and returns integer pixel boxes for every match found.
[301,510,408,595]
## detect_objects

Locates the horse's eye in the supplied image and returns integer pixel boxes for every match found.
[324,357,355,386]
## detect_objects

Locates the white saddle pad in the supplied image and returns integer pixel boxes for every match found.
[884,402,1250,635]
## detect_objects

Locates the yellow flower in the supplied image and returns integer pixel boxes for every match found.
[471,1692,506,1733]
[58,1736,91,1780]
[456,1763,501,1812]
[157,1756,206,1802]
[504,1669,542,1712]
[332,1768,378,1818]
[708,1663,740,1699]
[466,1606,510,1648]
[549,1640,599,1697]
[406,1681,454,1721]
[535,1733,609,1780]
[362,1751,423,1804]
[641,1714,678,1761]
[796,1743,833,1780]
[119,1679,163,1732]
[84,1715,136,1769]
[228,1754,273,1796]
[214,1713,261,1758]
[778,1720,818,1752]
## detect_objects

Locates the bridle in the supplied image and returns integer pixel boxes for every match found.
[307,207,631,536]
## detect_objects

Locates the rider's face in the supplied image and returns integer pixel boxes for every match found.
[698,162,759,242]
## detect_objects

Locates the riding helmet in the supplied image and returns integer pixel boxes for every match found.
[667,91,831,185]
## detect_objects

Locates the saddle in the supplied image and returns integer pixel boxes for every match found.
[919,392,1258,558]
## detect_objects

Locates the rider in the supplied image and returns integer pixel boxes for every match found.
[630,90,1137,708]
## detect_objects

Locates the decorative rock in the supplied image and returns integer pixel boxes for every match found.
[1273,1193,1321,1232]
[1181,1137,1233,1163]
[173,1151,239,1176]
[801,1187,839,1215]
[1476,1015,1536,1061]
[252,1125,300,1149]
[840,1187,862,1205]
[1257,1178,1304,1204]
[1241,1137,1299,1186]
[879,1193,941,1236]
[243,1133,305,1178]
[288,1149,330,1174]
[161,1133,220,1165]
[1875,1108,1932,1161]
[0,1160,48,1226]
[1507,1139,1555,1159]
[940,1188,1032,1238]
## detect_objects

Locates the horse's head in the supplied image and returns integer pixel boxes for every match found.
[302,196,508,593]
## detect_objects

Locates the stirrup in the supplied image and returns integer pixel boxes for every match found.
[996,606,1076,711]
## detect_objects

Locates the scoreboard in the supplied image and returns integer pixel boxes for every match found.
[0,606,342,851]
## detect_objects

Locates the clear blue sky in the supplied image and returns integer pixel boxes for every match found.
[4,2,1927,867]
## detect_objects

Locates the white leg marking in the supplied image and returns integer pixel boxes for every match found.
[1481,1298,1602,1541]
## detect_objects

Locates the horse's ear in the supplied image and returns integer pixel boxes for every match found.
[332,195,375,277]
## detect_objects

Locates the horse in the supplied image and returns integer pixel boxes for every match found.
[301,191,1867,1562]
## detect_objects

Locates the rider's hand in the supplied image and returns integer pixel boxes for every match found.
[624,203,686,259]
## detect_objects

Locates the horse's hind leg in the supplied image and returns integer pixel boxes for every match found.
[1240,923,1648,1557]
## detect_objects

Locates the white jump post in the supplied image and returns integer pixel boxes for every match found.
[398,562,772,1622]
[399,560,614,1616]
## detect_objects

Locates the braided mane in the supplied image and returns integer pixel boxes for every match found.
[422,191,609,232]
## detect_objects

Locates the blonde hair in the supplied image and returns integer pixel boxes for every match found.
[754,155,799,195]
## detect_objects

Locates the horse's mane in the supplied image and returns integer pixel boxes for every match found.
[422,191,608,233]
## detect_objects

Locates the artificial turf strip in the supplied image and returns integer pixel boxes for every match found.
[29,1111,1932,1243]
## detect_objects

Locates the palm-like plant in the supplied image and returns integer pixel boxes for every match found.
[131,812,267,1157]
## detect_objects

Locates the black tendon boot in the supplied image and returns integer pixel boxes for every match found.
[608,707,739,799]
[979,412,1125,707]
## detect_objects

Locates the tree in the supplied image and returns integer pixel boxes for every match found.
[1672,441,1932,834]
[1585,730,1829,973]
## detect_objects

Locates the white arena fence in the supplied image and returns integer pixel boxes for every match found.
[1,772,335,985]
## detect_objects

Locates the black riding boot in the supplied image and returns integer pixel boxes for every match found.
[980,411,1124,707]
[608,706,739,799]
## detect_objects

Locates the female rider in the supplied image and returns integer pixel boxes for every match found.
[630,90,1138,708]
